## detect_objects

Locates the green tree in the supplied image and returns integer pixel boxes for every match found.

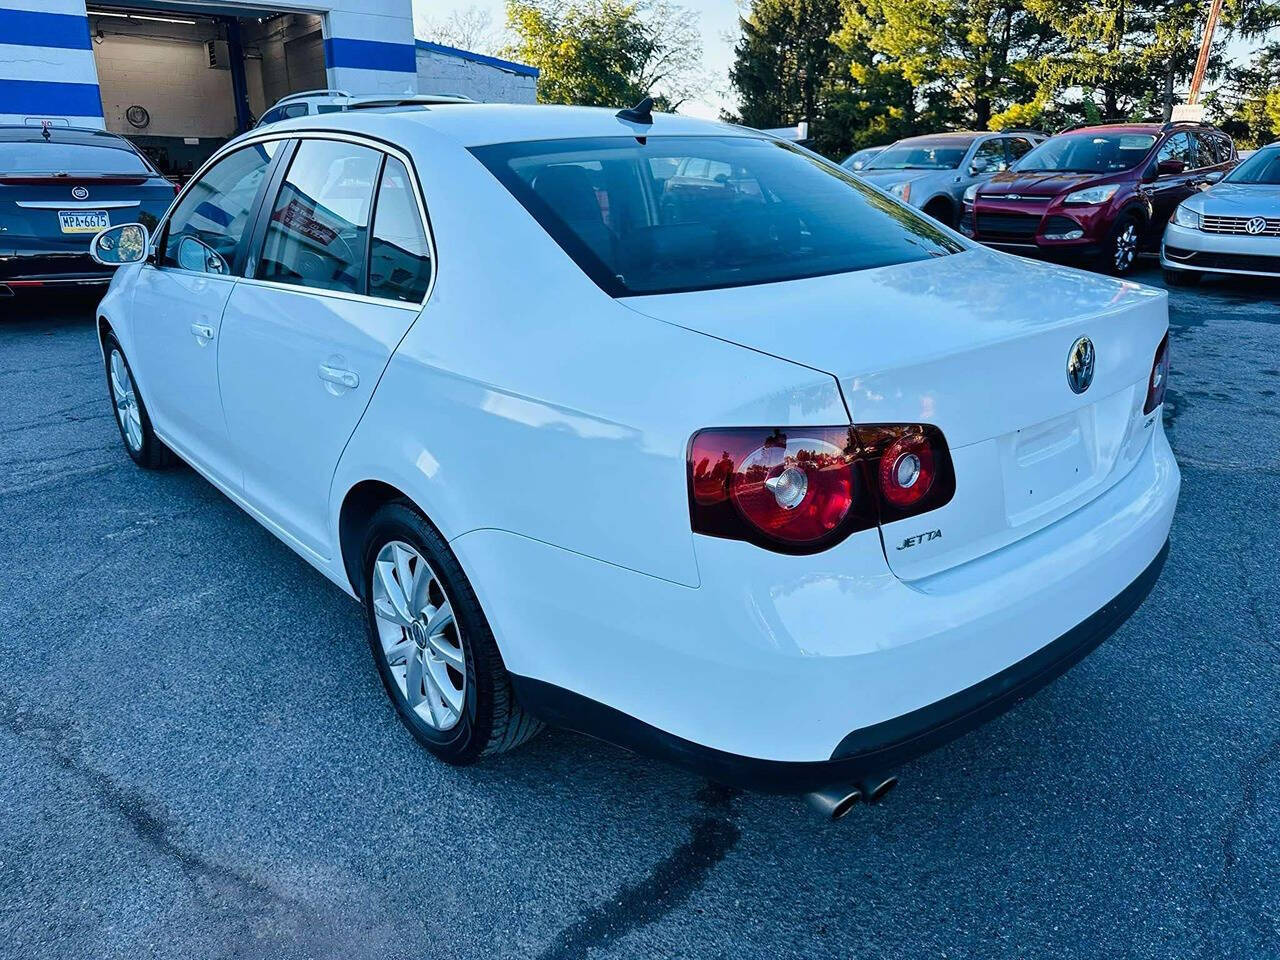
[1215,41,1280,147]
[845,0,1060,128]
[504,0,703,109]
[727,0,846,130]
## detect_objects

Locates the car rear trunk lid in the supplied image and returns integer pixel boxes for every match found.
[623,247,1169,579]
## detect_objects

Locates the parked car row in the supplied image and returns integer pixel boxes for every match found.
[847,120,1279,283]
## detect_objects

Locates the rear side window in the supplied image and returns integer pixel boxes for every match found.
[257,139,380,295]
[162,140,279,272]
[472,136,963,297]
[0,140,149,175]
[1157,133,1195,168]
[368,157,432,302]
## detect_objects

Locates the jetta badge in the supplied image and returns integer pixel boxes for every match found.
[1067,336,1095,395]
[1245,216,1268,235]
[71,185,89,200]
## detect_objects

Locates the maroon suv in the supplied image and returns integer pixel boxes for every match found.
[962,122,1237,275]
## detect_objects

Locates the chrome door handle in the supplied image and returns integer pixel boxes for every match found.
[189,323,214,341]
[318,363,359,389]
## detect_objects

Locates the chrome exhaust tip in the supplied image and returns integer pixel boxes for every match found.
[806,785,863,821]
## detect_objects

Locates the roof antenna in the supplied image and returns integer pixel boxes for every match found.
[616,96,654,125]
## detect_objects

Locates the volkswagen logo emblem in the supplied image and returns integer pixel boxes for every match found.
[1245,216,1268,235]
[71,185,89,200]
[1067,336,1095,395]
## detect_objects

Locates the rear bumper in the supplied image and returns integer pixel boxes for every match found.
[0,251,114,285]
[453,423,1179,783]
[512,538,1169,792]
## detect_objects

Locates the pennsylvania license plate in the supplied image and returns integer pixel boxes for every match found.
[59,210,109,234]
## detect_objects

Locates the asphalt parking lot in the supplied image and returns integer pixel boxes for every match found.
[2,263,1278,960]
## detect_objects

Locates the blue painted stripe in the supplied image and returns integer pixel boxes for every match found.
[0,9,92,50]
[323,37,416,74]
[414,40,540,79]
[0,79,102,117]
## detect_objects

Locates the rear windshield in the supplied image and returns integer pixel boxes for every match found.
[471,135,963,297]
[864,139,971,170]
[0,140,150,175]
[1225,147,1280,184]
[1014,132,1157,173]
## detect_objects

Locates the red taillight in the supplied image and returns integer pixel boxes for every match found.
[688,424,955,554]
[1144,332,1170,415]
[878,432,936,508]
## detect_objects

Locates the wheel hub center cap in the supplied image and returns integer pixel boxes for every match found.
[409,619,429,649]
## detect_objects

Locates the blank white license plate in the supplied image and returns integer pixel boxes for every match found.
[59,210,109,234]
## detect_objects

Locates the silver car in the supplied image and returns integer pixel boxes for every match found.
[1162,142,1279,284]
[857,130,1044,227]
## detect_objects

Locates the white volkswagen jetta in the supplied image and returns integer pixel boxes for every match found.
[90,102,1178,809]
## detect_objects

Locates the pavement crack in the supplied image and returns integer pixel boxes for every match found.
[537,782,742,960]
[0,689,307,918]
[1196,736,1280,959]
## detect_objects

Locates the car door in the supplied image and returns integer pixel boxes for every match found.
[129,139,283,488]
[1146,132,1198,236]
[218,137,433,558]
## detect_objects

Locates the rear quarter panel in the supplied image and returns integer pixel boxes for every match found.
[330,122,849,588]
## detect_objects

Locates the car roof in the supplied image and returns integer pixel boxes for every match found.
[266,103,757,148]
[894,131,983,143]
[1062,123,1209,136]
[0,125,137,149]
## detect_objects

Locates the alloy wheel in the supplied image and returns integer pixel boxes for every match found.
[109,349,143,452]
[371,540,467,731]
[1113,223,1138,272]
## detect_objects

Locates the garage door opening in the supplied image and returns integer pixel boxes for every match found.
[87,5,326,180]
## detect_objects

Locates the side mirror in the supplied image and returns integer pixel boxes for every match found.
[175,235,228,275]
[1156,158,1185,176]
[90,223,149,266]
[1203,170,1225,185]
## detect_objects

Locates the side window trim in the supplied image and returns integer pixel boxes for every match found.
[225,132,437,308]
[240,138,299,279]
[362,152,392,298]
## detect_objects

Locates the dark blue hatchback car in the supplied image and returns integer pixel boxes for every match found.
[1,125,176,296]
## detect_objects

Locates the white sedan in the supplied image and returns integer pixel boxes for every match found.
[90,101,1178,817]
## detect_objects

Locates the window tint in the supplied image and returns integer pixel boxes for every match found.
[316,103,346,114]
[368,157,432,302]
[472,136,964,297]
[257,139,380,295]
[1157,133,1194,169]
[0,140,150,175]
[970,139,1006,173]
[162,140,278,272]
[1006,137,1034,161]
[281,103,308,119]
[259,108,282,125]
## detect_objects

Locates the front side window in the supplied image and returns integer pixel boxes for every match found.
[257,139,381,295]
[1015,132,1157,173]
[1156,133,1194,169]
[162,140,279,272]
[368,157,433,302]
[472,135,963,297]
[1006,137,1035,161]
[866,138,971,171]
[969,139,1006,173]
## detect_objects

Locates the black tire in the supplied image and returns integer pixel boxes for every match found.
[1163,266,1201,287]
[102,331,175,469]
[1100,214,1142,276]
[360,501,542,764]
[923,198,954,228]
